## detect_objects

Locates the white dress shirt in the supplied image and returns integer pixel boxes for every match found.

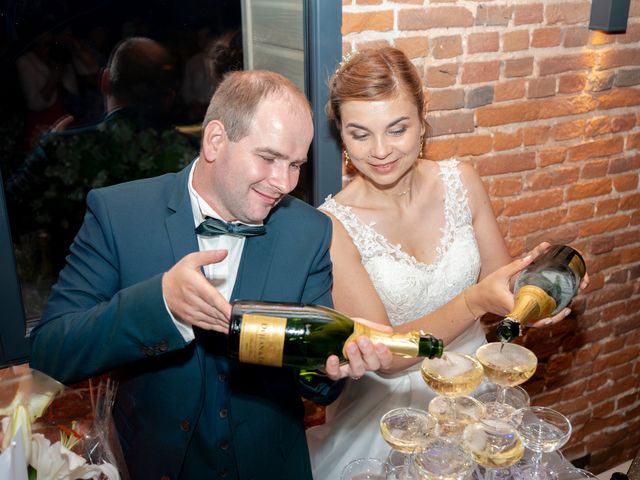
[167,158,256,342]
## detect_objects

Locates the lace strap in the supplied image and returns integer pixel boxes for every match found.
[438,159,473,233]
[319,196,374,247]
[319,197,396,262]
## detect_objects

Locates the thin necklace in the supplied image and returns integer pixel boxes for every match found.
[393,187,411,197]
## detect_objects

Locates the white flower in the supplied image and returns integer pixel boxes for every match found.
[2,405,32,460]
[30,433,120,480]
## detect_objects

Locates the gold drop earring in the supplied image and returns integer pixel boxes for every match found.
[343,148,351,167]
[418,137,424,159]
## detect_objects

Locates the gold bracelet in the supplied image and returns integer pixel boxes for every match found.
[463,290,481,320]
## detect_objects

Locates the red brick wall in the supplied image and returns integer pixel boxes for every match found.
[342,0,640,472]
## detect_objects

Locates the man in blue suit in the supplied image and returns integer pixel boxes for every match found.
[30,69,391,479]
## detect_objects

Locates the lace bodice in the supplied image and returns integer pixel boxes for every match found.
[321,160,481,326]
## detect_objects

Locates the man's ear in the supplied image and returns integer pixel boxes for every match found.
[100,67,110,96]
[201,120,227,163]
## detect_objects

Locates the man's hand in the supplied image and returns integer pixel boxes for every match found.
[323,318,394,381]
[162,250,232,334]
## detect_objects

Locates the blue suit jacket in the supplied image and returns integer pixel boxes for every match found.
[30,163,338,479]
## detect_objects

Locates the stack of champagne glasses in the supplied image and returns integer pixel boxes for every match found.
[340,245,593,479]
[348,342,585,480]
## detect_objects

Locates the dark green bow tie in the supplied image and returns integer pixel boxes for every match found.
[196,216,266,237]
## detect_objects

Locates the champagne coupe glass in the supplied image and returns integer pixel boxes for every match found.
[413,437,475,480]
[475,342,538,421]
[514,407,572,480]
[421,352,486,436]
[379,407,438,479]
[340,457,390,480]
[462,418,524,480]
[474,385,530,425]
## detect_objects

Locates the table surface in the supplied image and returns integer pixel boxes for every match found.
[597,461,632,480]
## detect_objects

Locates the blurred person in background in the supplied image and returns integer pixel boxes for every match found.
[181,29,244,123]
[7,37,197,273]
[16,30,80,147]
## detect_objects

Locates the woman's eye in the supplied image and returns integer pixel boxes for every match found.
[390,127,407,136]
[352,133,368,141]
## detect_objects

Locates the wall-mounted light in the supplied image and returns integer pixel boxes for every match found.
[589,0,630,32]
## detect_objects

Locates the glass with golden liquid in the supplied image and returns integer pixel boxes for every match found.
[475,342,538,421]
[421,352,485,436]
[462,418,524,479]
[379,407,437,479]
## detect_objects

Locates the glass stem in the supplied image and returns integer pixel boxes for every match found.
[496,384,507,404]
[449,396,457,421]
[531,451,543,476]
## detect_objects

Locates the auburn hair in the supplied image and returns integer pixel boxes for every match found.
[327,47,429,136]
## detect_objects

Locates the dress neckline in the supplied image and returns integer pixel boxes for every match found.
[325,162,456,271]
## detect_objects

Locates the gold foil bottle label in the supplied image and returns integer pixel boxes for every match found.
[343,323,419,359]
[509,285,557,326]
[238,314,286,367]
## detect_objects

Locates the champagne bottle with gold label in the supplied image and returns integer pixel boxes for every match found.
[496,245,586,342]
[228,301,443,369]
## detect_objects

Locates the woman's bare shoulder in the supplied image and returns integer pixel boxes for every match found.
[455,160,485,195]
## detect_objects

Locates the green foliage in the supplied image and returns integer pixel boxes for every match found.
[0,115,26,180]
[31,119,197,230]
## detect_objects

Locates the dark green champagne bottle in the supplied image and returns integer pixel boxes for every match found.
[496,245,586,342]
[228,301,444,369]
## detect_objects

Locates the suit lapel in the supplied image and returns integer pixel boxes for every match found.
[164,162,207,376]
[165,163,199,263]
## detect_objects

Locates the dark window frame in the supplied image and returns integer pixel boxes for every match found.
[0,171,30,366]
[306,0,342,206]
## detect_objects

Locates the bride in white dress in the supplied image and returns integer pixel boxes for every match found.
[306,47,535,479]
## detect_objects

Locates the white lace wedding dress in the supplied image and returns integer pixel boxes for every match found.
[306,160,487,479]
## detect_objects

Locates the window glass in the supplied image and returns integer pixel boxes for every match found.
[1,0,244,330]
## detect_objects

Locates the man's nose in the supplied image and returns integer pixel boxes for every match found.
[269,163,296,193]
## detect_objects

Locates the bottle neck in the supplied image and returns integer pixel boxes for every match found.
[417,335,444,358]
[344,324,443,359]
[497,285,558,342]
[496,319,521,343]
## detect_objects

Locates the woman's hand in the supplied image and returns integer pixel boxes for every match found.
[465,254,535,317]
[528,244,590,328]
[467,241,590,328]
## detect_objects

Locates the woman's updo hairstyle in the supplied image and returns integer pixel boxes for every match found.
[327,47,428,136]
